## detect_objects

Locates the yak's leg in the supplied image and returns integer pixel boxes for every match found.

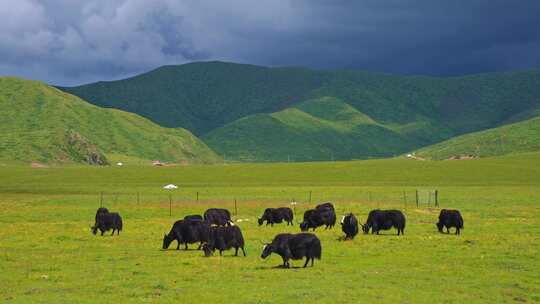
[100,229,105,236]
[303,257,310,268]
[219,250,223,256]
[111,229,115,236]
[197,242,203,250]
[311,257,315,267]
[184,243,189,250]
[241,247,246,256]
[235,247,239,256]
[456,228,460,235]
[117,229,120,235]
[176,241,180,250]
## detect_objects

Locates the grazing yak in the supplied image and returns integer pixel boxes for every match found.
[162,219,209,250]
[261,233,321,268]
[300,202,336,231]
[437,209,464,235]
[340,213,359,240]
[92,212,123,236]
[362,209,406,235]
[204,208,232,226]
[184,214,203,221]
[258,207,294,226]
[202,225,246,257]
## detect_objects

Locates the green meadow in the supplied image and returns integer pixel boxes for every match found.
[1,153,539,303]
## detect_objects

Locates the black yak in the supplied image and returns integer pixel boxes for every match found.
[92,212,122,236]
[261,233,321,268]
[362,209,405,235]
[203,208,232,226]
[299,204,336,231]
[340,213,359,240]
[202,225,246,257]
[162,219,209,250]
[258,207,294,226]
[437,209,464,235]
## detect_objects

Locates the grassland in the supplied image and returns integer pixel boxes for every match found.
[0,77,220,165]
[1,153,539,303]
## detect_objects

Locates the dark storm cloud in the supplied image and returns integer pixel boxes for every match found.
[1,0,539,85]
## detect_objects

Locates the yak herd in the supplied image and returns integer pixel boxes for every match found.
[91,203,464,268]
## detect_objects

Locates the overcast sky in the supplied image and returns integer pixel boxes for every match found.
[1,0,540,86]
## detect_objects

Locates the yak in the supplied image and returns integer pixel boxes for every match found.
[162,219,209,250]
[340,213,359,240]
[258,207,294,226]
[92,212,122,236]
[436,209,464,235]
[203,208,232,226]
[202,225,246,257]
[362,209,406,235]
[261,233,321,268]
[299,204,336,231]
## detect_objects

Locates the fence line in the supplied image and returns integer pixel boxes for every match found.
[95,189,441,216]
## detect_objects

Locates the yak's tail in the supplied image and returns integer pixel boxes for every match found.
[117,215,123,231]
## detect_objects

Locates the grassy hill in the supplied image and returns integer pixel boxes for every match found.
[414,114,540,160]
[203,97,425,161]
[59,62,540,161]
[0,77,220,165]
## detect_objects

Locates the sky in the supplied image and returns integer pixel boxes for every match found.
[1,0,540,86]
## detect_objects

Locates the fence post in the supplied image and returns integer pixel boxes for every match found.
[308,191,312,203]
[403,191,407,208]
[415,190,419,207]
[169,193,172,216]
[100,192,103,207]
[234,198,238,216]
[196,191,199,202]
[435,190,439,207]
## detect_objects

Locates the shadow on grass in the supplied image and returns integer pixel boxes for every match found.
[254,264,315,270]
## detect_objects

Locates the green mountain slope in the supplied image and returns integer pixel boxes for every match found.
[59,62,540,161]
[60,62,323,135]
[0,77,220,165]
[203,97,425,161]
[414,114,540,160]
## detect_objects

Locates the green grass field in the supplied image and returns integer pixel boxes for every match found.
[1,154,539,303]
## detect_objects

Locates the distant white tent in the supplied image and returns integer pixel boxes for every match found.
[163,184,178,190]
[116,162,124,166]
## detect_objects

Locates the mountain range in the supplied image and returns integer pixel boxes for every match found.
[58,61,540,162]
